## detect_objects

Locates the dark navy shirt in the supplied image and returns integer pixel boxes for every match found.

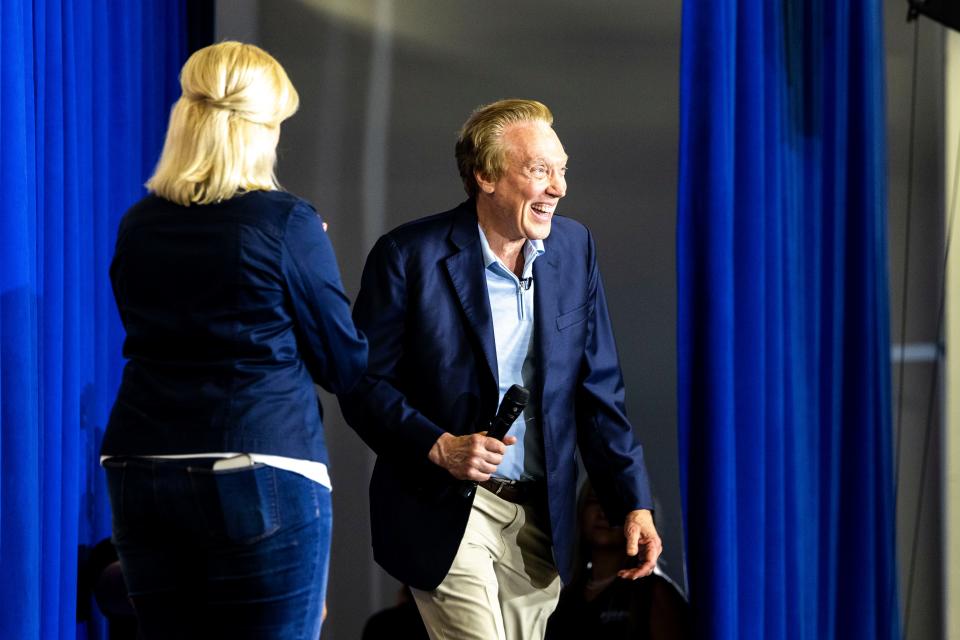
[101,190,367,465]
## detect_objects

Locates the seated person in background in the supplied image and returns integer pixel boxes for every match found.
[545,485,691,640]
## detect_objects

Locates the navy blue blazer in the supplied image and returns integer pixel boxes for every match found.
[340,200,652,589]
[103,191,367,464]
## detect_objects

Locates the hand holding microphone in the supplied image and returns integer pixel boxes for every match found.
[425,385,530,496]
[427,385,529,479]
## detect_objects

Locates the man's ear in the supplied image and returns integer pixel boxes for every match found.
[475,170,496,195]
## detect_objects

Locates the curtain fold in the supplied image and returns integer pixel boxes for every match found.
[0,2,188,637]
[677,1,899,638]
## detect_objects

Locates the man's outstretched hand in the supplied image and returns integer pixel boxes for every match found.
[618,508,662,579]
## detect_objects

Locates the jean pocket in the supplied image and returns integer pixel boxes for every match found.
[211,464,282,544]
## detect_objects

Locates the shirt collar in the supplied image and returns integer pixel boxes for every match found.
[477,225,545,271]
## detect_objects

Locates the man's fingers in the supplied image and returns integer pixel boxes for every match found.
[621,510,661,579]
[473,458,498,474]
[477,432,517,446]
[452,460,494,481]
[617,565,652,580]
[469,443,503,467]
[481,450,504,465]
[465,468,492,482]
[482,438,507,454]
[470,433,507,454]
[617,543,659,580]
[621,513,662,580]
[638,542,659,573]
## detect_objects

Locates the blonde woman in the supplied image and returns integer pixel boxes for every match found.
[101,42,366,639]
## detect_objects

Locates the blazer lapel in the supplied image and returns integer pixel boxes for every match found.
[443,203,499,389]
[533,243,560,407]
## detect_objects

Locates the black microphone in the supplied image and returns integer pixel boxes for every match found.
[519,276,533,291]
[486,384,530,441]
[462,384,530,498]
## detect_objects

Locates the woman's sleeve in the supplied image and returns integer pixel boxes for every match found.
[281,202,368,393]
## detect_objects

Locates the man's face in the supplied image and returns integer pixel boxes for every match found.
[478,121,568,241]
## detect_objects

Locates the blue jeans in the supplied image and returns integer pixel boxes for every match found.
[104,457,331,640]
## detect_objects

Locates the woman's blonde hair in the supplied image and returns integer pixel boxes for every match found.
[146,41,299,206]
[455,99,554,198]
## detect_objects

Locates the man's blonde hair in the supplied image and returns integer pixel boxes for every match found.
[146,41,299,206]
[455,99,554,198]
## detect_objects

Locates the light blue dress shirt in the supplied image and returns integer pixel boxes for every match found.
[478,226,545,481]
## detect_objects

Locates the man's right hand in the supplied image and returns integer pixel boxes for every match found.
[428,432,517,481]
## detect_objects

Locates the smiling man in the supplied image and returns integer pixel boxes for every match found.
[340,99,661,640]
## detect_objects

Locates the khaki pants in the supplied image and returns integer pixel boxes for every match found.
[411,485,562,640]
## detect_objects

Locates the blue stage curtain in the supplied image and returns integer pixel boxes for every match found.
[677,1,899,638]
[0,2,187,637]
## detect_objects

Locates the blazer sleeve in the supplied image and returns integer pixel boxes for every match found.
[281,202,368,394]
[338,235,447,462]
[575,230,654,520]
